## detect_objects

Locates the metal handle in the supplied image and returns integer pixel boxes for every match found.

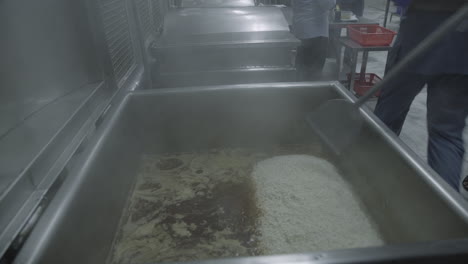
[356,4,468,107]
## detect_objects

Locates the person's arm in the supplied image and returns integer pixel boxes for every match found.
[410,0,467,12]
[392,0,412,8]
[317,0,337,11]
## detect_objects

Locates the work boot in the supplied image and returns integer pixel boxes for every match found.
[461,176,468,201]
[463,176,468,192]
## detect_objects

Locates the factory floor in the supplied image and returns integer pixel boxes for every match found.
[358,5,468,195]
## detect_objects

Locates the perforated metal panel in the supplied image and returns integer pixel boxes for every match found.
[100,0,136,84]
[135,0,153,39]
[151,0,168,31]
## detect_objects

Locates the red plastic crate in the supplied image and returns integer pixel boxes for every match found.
[347,25,396,46]
[348,73,382,97]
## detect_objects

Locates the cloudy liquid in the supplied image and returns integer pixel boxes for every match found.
[109,145,383,264]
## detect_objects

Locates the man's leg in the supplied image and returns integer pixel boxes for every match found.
[374,72,426,135]
[338,0,364,17]
[353,0,365,17]
[426,75,468,190]
[298,37,329,81]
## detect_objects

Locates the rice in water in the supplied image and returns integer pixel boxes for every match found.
[110,148,384,264]
[252,155,384,254]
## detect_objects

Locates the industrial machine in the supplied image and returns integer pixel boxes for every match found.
[152,6,299,87]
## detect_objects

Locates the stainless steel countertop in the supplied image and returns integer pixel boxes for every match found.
[159,7,298,46]
[0,85,95,194]
[281,7,379,28]
[181,0,255,8]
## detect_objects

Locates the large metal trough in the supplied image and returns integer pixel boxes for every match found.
[14,82,468,264]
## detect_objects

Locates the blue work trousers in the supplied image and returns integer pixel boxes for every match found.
[374,74,468,190]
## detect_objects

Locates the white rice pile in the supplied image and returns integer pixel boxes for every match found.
[252,155,384,254]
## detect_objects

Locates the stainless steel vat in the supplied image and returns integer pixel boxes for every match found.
[14,82,468,264]
[152,7,299,87]
[181,0,256,8]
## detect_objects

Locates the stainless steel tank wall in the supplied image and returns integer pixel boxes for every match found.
[13,100,142,264]
[0,0,106,256]
[256,0,292,5]
[156,67,297,87]
[0,0,99,190]
[0,0,164,258]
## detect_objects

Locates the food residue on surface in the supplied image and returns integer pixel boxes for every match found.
[109,145,384,264]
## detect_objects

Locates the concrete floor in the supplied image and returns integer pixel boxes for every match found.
[360,4,468,193]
